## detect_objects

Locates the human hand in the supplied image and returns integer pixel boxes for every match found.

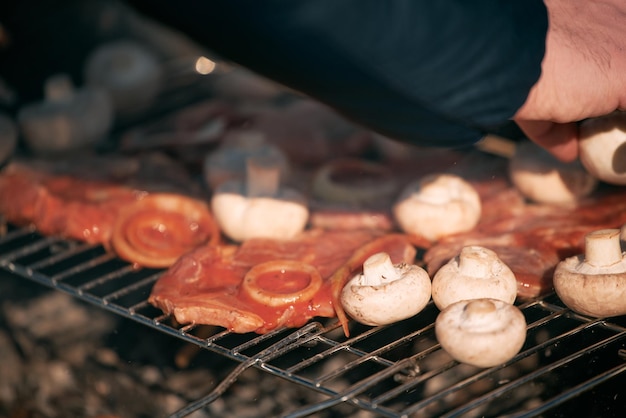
[513,0,626,162]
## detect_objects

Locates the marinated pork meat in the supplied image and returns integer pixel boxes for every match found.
[0,156,211,262]
[425,185,626,298]
[0,162,142,244]
[149,230,416,334]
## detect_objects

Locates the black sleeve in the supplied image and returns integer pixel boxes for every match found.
[127,0,548,148]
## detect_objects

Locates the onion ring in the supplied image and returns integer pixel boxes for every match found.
[242,260,323,307]
[112,193,220,268]
[312,158,398,206]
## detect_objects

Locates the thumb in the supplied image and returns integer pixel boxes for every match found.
[514,120,579,162]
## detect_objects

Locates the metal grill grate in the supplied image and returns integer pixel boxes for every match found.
[2,223,626,417]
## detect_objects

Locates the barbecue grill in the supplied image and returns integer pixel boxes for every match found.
[2,4,626,415]
[2,222,626,417]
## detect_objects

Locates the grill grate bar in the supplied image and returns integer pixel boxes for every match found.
[305,323,435,385]
[220,326,309,355]
[169,322,328,418]
[0,224,36,244]
[77,265,140,293]
[536,299,626,334]
[370,311,575,407]
[285,324,405,376]
[284,354,432,418]
[126,299,152,314]
[408,327,626,417]
[28,241,99,270]
[1,235,64,262]
[49,252,118,283]
[101,273,161,303]
[399,319,605,415]
[146,314,255,363]
[369,346,451,405]
[502,362,626,418]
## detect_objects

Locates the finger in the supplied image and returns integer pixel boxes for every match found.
[514,120,579,162]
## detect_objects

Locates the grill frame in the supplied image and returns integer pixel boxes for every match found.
[2,223,626,418]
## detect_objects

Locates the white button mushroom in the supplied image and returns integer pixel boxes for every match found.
[431,246,518,310]
[579,112,626,185]
[509,140,598,205]
[18,74,113,155]
[435,298,527,368]
[553,228,626,318]
[340,252,431,326]
[211,155,308,242]
[84,41,163,117]
[393,173,481,242]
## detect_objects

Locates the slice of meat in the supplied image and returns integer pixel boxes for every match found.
[0,163,45,226]
[148,230,416,334]
[425,184,626,299]
[308,207,395,232]
[424,233,560,299]
[0,162,142,244]
[0,157,208,254]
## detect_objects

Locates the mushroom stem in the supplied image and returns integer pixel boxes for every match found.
[235,131,266,150]
[361,252,399,286]
[463,299,497,316]
[246,156,280,197]
[460,299,503,332]
[45,74,75,102]
[457,246,492,278]
[585,229,623,267]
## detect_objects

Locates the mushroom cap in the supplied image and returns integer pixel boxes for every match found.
[431,246,517,310]
[211,180,309,242]
[554,228,626,317]
[579,112,626,185]
[203,130,289,190]
[509,140,597,205]
[554,254,626,318]
[341,254,431,326]
[393,173,481,241]
[18,74,113,155]
[84,40,163,116]
[435,298,527,368]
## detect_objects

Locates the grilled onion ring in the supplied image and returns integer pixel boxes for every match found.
[112,193,220,268]
[312,158,398,206]
[242,260,323,307]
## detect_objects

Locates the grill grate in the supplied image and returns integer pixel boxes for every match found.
[2,223,626,417]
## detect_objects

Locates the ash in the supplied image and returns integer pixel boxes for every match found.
[0,276,373,418]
